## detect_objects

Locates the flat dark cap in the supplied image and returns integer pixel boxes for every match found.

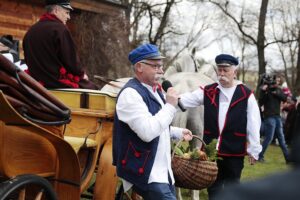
[45,0,73,10]
[215,54,239,66]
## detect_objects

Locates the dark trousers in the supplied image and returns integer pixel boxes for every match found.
[207,156,244,200]
[133,173,176,200]
[133,183,176,200]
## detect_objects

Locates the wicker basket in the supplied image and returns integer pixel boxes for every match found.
[171,135,218,190]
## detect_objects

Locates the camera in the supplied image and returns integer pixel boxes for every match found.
[260,74,276,86]
[260,74,278,92]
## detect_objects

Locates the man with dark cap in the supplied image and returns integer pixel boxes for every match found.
[113,43,193,200]
[23,0,98,89]
[180,53,262,199]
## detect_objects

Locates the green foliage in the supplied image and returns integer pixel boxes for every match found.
[174,146,184,156]
[178,143,189,154]
[204,139,219,161]
[190,148,200,160]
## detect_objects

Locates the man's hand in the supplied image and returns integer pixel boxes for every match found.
[83,73,89,80]
[248,155,256,165]
[165,87,179,107]
[182,129,193,141]
[261,84,268,91]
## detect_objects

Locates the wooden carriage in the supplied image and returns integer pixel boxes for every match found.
[0,55,118,199]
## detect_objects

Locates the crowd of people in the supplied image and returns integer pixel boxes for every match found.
[1,0,299,199]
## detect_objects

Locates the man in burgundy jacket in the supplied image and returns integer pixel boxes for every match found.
[23,0,98,89]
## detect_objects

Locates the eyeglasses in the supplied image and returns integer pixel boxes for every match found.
[140,62,164,70]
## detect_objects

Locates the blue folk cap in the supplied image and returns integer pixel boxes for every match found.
[215,54,239,66]
[128,43,165,65]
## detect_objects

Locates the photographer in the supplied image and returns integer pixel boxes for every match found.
[258,74,290,163]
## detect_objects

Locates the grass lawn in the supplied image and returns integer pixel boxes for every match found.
[82,144,290,199]
[182,144,291,200]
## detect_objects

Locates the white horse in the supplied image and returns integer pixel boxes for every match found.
[99,77,131,94]
[168,72,214,146]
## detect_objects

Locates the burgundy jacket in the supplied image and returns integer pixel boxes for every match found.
[23,14,97,89]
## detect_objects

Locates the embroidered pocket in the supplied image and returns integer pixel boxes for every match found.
[121,141,151,176]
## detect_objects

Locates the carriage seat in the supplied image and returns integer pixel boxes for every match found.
[64,136,97,153]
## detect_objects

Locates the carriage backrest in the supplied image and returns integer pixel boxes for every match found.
[0,54,71,127]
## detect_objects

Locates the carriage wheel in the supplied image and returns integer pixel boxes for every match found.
[0,174,57,200]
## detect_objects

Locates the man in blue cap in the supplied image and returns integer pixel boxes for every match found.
[113,43,193,199]
[180,53,262,199]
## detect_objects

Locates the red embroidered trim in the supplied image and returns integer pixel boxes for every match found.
[141,150,151,175]
[59,67,79,88]
[230,85,248,108]
[202,85,219,107]
[234,132,246,137]
[217,152,247,157]
[40,13,60,22]
[152,83,162,92]
[122,141,151,175]
[24,69,30,75]
[74,76,80,83]
[60,67,66,75]
[59,79,79,88]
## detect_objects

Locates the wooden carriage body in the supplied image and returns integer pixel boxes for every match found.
[0,88,118,200]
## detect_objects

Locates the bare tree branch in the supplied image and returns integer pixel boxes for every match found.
[207,0,257,45]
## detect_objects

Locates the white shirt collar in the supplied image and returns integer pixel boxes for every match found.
[141,82,154,92]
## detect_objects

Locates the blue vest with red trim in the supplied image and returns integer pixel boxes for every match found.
[203,83,252,157]
[112,78,165,188]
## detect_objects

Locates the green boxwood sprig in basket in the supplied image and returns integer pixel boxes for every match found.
[171,135,219,190]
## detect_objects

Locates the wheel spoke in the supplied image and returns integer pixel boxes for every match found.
[35,190,44,200]
[18,188,26,200]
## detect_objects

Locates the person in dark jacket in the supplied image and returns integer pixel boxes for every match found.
[23,0,98,89]
[258,74,289,163]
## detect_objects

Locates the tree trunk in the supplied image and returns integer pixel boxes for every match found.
[256,0,269,95]
[294,30,300,95]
